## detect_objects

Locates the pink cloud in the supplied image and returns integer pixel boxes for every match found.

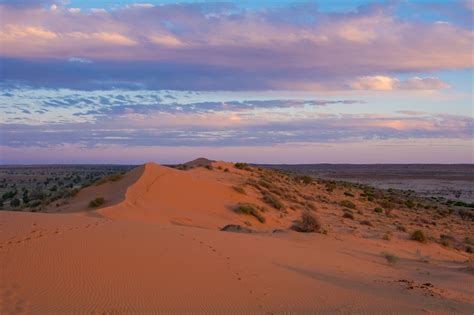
[349,75,450,91]
[0,3,471,76]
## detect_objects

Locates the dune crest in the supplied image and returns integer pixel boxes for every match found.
[98,162,288,229]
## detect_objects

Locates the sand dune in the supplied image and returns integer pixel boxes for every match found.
[1,162,473,314]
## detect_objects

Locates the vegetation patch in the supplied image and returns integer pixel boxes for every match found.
[234,162,250,170]
[343,212,354,220]
[234,203,265,223]
[381,252,399,264]
[291,211,322,233]
[339,199,356,209]
[95,172,124,186]
[374,207,383,213]
[344,191,355,197]
[410,230,427,243]
[232,186,246,194]
[89,197,105,208]
[262,192,284,210]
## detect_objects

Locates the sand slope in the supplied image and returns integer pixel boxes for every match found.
[1,162,473,314]
[99,162,297,229]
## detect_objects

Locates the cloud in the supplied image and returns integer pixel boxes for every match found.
[1,24,58,40]
[349,75,450,91]
[149,34,184,47]
[68,57,93,64]
[0,2,471,91]
[1,113,471,151]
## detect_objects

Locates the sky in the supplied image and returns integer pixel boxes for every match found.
[0,0,472,164]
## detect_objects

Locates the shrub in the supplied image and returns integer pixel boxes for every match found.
[224,168,230,172]
[344,191,355,197]
[410,230,427,243]
[10,198,21,207]
[262,192,284,210]
[381,252,399,264]
[96,173,124,185]
[205,165,213,170]
[232,186,246,194]
[340,200,356,209]
[396,224,407,232]
[234,203,265,223]
[89,197,105,208]
[343,212,354,220]
[295,175,314,185]
[360,220,373,226]
[325,182,337,192]
[234,162,249,170]
[374,207,383,213]
[459,209,474,221]
[404,199,415,209]
[291,211,322,233]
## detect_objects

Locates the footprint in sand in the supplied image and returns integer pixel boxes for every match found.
[0,286,31,314]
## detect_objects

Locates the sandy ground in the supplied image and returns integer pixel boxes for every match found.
[1,162,473,314]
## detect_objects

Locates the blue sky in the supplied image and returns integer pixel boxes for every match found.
[0,0,472,164]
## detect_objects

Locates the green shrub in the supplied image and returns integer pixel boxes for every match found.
[325,182,337,192]
[10,198,20,207]
[234,203,265,223]
[374,207,383,213]
[344,191,355,197]
[381,252,399,264]
[291,211,322,233]
[343,212,354,220]
[89,197,105,208]
[95,173,124,185]
[232,186,246,194]
[295,175,314,185]
[234,162,249,170]
[404,199,415,209]
[262,192,284,210]
[340,199,356,209]
[410,230,427,243]
[360,220,373,226]
[396,224,407,232]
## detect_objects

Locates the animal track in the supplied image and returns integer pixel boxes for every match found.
[0,219,110,250]
[185,232,267,311]
[0,285,31,314]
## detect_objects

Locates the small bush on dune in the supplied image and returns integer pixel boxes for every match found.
[343,212,354,220]
[344,191,355,197]
[340,199,356,209]
[89,197,105,208]
[410,230,427,243]
[295,175,314,185]
[234,162,250,170]
[95,172,124,185]
[360,220,373,226]
[234,203,265,223]
[232,186,246,194]
[292,211,322,233]
[262,192,284,210]
[381,252,399,264]
[374,207,383,213]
